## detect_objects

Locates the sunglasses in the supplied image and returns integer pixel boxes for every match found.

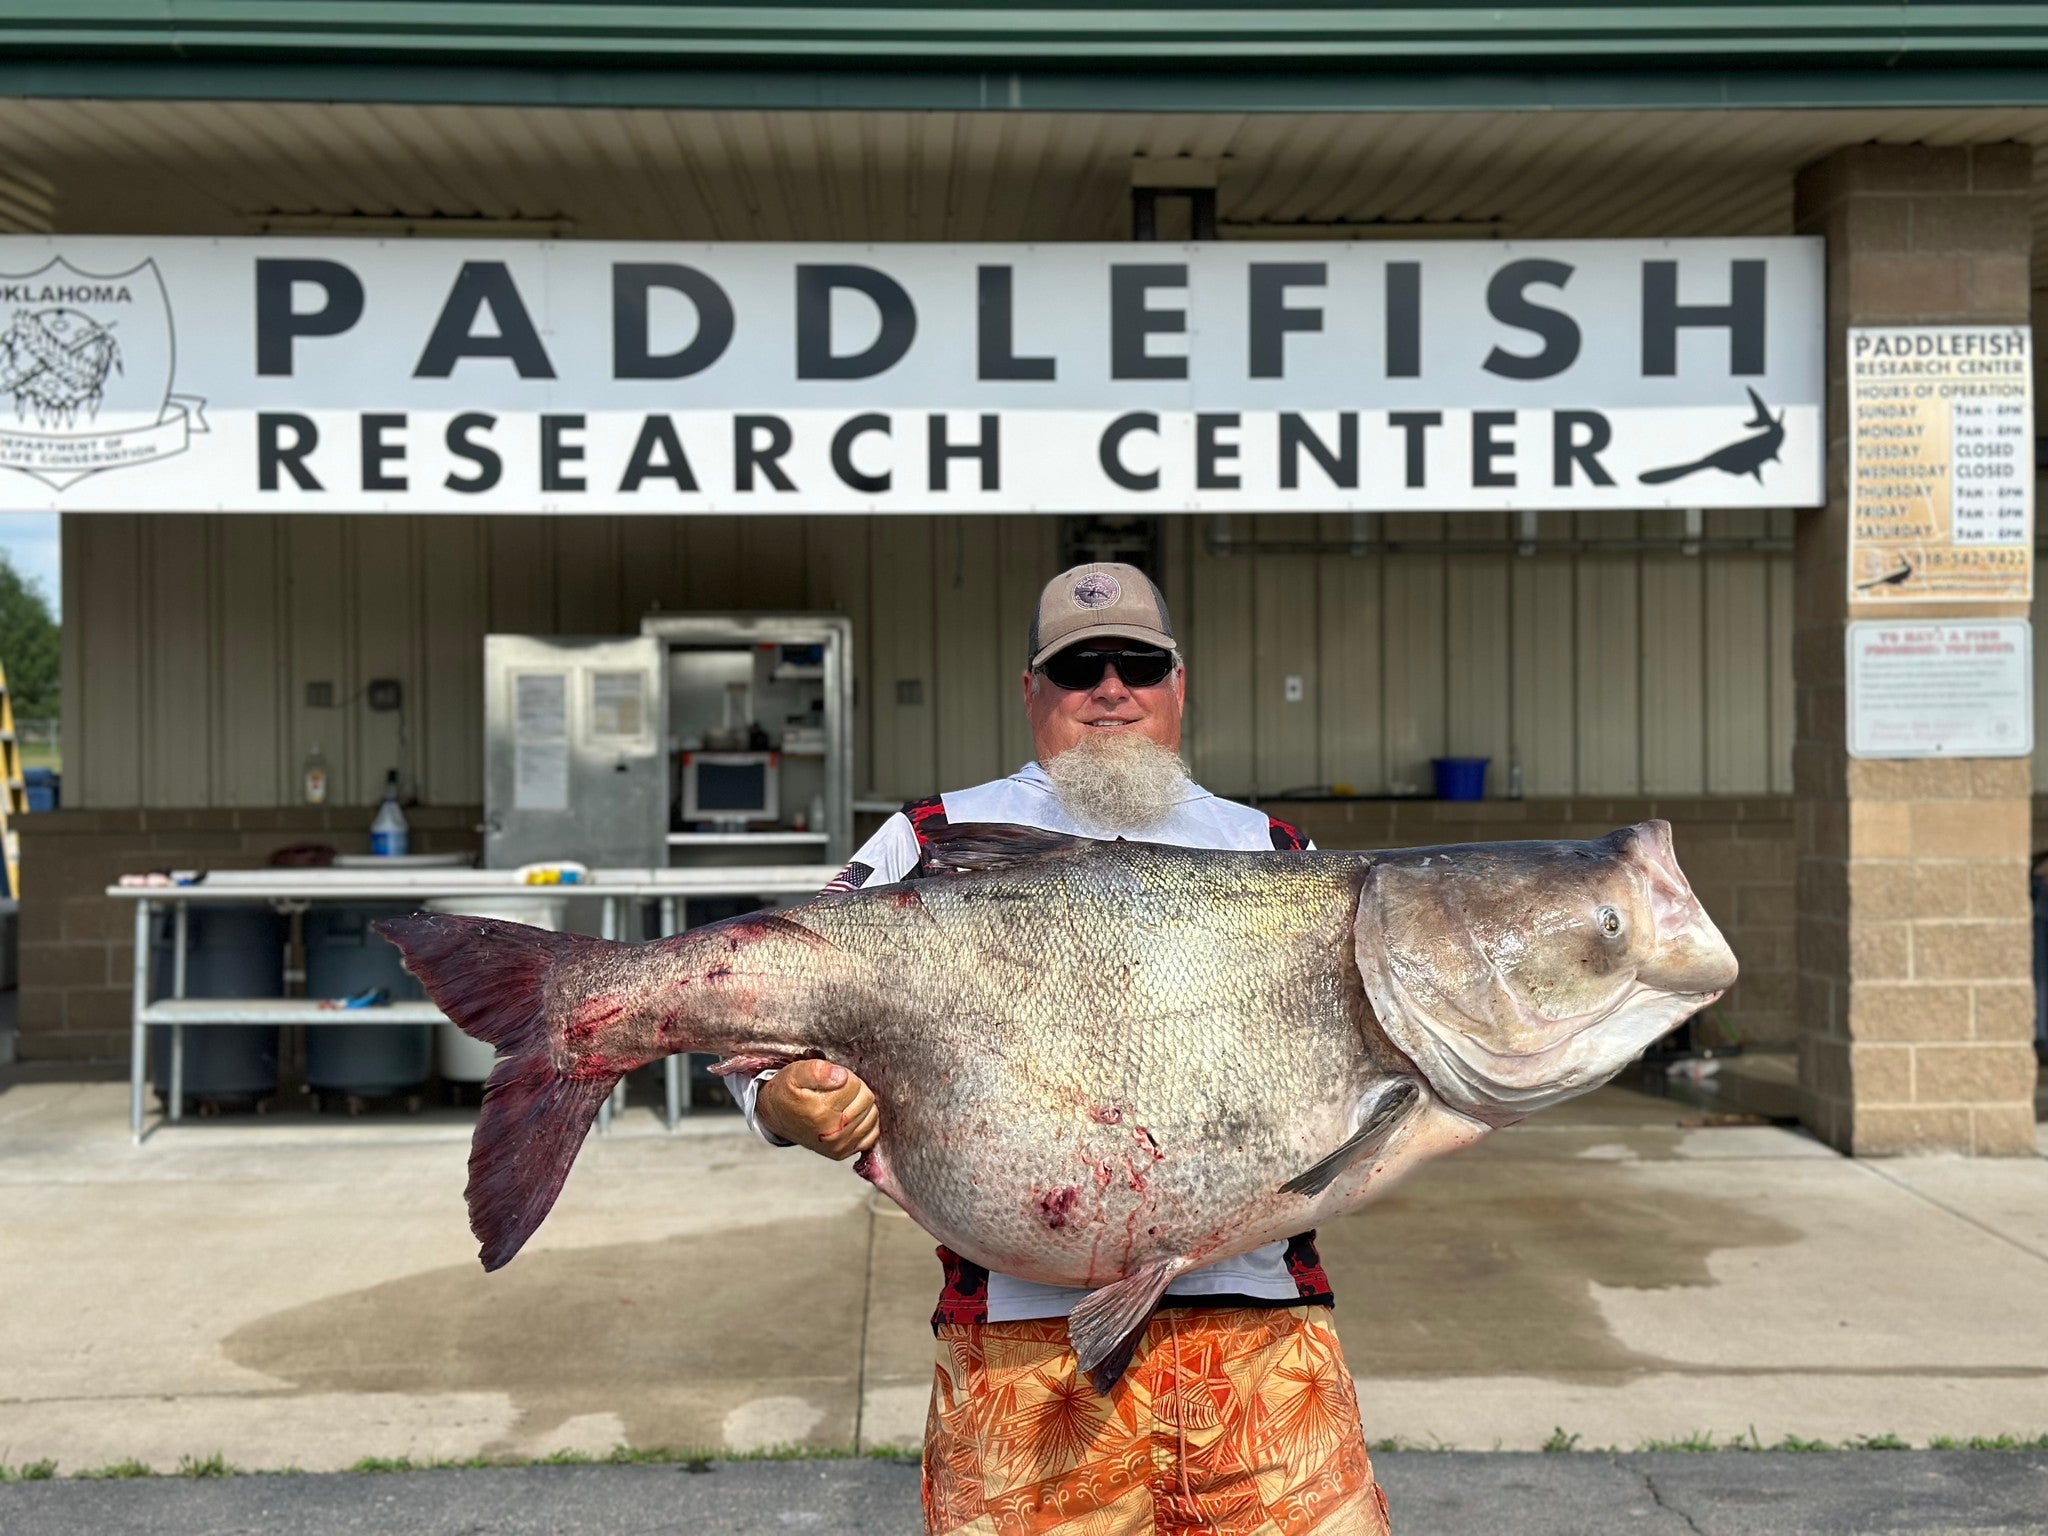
[1038,647,1177,692]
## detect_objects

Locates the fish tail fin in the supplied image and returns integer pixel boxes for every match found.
[375,913,615,1271]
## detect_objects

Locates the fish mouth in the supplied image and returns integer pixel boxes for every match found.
[1366,955,1722,1126]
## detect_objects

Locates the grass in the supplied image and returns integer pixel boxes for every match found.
[346,1442,922,1477]
[73,1459,153,1480]
[0,1460,56,1482]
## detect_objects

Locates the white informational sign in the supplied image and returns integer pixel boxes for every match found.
[1847,325,2034,603]
[0,236,1823,514]
[1846,620,2033,758]
[511,671,570,811]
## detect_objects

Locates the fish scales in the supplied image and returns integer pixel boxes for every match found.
[378,820,1737,1388]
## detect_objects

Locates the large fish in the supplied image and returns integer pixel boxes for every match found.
[378,819,1735,1390]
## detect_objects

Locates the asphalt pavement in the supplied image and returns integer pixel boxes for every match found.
[5,1452,2048,1535]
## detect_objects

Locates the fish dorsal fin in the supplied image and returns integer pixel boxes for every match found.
[920,821,1095,874]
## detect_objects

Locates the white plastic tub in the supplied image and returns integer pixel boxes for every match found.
[421,895,570,1082]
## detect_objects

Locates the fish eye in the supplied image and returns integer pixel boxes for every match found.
[1597,906,1623,938]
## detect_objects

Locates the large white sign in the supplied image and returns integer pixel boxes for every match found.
[1847,620,2033,758]
[0,237,1823,514]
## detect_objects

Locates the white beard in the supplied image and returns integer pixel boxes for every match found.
[1042,730,1192,833]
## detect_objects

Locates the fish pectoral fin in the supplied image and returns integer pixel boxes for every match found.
[1279,1077,1423,1199]
[919,821,1095,874]
[1067,1256,1186,1394]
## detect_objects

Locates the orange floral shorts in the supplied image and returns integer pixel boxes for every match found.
[921,1305,1391,1536]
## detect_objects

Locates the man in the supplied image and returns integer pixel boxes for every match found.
[741,562,1391,1535]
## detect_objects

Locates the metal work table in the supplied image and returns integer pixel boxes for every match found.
[110,864,843,1143]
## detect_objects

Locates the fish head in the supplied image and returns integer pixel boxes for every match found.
[1354,820,1738,1124]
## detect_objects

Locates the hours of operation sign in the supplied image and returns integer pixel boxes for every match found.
[1847,325,2033,603]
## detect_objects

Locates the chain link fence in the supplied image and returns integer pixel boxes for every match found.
[16,718,57,773]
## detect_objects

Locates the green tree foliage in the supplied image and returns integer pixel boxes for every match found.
[0,555,58,719]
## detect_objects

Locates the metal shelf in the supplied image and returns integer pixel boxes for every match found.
[665,831,829,846]
[139,1000,447,1028]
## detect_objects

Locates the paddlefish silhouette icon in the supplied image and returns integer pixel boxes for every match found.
[1639,388,1786,486]
[0,256,206,490]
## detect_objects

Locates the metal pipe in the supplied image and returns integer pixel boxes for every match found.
[660,895,686,1129]
[130,897,151,1144]
[170,903,188,1123]
[597,896,616,1136]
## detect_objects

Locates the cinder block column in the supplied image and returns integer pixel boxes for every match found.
[1792,144,2038,1155]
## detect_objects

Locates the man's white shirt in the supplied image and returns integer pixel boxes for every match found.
[738,760,1315,1322]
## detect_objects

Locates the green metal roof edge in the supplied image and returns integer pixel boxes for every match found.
[15,4,2048,79]
[11,58,2048,114]
[14,4,2048,62]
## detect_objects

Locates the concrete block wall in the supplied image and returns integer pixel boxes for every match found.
[1791,142,2039,1156]
[1799,760,2037,1152]
[16,807,482,1063]
[20,796,1795,1065]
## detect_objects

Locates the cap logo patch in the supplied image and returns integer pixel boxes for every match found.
[1072,573,1121,609]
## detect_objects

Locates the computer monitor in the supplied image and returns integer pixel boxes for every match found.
[681,751,780,825]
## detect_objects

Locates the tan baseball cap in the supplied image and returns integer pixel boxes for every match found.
[1027,562,1178,668]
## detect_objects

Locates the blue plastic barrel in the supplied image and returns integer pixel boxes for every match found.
[304,905,432,1096]
[149,905,287,1104]
[23,768,57,813]
[1431,756,1490,801]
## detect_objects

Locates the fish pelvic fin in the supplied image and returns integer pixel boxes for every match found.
[919,821,1096,874]
[1279,1077,1422,1199]
[1068,1255,1186,1394]
[375,912,614,1271]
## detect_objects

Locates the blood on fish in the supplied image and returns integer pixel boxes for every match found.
[1089,1103,1124,1125]
[1133,1126,1163,1159]
[563,998,624,1046]
[1036,1186,1080,1230]
[705,962,734,983]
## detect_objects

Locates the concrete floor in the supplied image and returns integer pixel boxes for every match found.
[2,1065,2045,1474]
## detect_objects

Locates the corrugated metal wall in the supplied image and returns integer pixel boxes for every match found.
[59,509,1818,810]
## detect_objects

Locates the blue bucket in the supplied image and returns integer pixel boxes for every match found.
[1431,757,1490,801]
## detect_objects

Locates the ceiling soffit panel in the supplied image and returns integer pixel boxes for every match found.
[1,100,2045,267]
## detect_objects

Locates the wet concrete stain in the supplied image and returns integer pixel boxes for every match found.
[1315,1155,1802,1379]
[223,1130,1805,1451]
[222,1207,873,1455]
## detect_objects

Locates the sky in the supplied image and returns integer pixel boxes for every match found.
[0,513,59,618]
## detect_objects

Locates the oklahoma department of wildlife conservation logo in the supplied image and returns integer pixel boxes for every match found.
[0,257,205,490]
[1072,572,1121,608]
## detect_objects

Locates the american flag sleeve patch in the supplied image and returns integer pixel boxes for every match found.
[822,860,876,893]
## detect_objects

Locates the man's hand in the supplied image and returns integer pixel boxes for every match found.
[756,1060,880,1160]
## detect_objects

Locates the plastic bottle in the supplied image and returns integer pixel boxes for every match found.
[371,770,410,857]
[303,744,329,806]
